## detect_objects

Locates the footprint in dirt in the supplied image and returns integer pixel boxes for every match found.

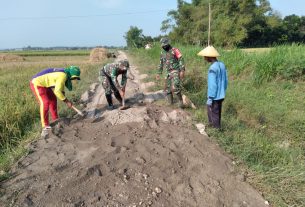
[86,164,103,177]
[110,136,132,148]
[110,140,116,147]
[23,194,34,207]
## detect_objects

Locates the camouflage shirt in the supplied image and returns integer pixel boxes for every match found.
[158,47,185,75]
[99,63,127,88]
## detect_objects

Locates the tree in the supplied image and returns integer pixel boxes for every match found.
[124,26,145,48]
[161,0,294,48]
[282,15,305,43]
[161,2,206,45]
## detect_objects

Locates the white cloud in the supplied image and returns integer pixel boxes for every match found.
[93,0,125,9]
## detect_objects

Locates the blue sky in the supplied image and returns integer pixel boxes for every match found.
[0,0,304,49]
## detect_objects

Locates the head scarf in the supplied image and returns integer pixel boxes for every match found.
[64,66,80,91]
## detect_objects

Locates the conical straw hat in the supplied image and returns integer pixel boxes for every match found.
[197,45,220,57]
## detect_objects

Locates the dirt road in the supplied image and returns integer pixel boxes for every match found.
[0,52,268,207]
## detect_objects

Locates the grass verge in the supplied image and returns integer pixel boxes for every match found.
[128,44,305,207]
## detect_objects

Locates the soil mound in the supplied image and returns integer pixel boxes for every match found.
[0,54,25,62]
[89,48,108,62]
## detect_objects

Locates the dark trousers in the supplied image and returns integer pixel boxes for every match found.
[207,99,224,129]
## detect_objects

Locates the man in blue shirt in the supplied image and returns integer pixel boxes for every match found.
[198,46,228,128]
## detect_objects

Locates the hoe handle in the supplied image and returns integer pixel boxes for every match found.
[72,106,84,117]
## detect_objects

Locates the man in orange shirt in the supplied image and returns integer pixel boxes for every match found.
[30,66,81,137]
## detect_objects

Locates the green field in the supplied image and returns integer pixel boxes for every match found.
[0,51,109,177]
[1,50,91,56]
[129,44,305,207]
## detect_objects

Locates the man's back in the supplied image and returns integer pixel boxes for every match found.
[208,61,228,100]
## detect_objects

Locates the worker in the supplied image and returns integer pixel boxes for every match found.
[99,59,129,110]
[198,46,228,129]
[30,66,81,137]
[156,37,186,108]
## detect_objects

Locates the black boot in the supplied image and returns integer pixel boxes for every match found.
[114,91,123,104]
[176,93,184,108]
[166,93,174,105]
[105,94,114,110]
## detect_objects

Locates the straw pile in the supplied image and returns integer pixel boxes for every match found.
[89,48,108,62]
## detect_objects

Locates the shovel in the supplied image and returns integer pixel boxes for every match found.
[48,106,85,135]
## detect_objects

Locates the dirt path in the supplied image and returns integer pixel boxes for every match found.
[0,52,268,207]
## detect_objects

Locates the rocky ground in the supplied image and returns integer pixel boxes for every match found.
[0,52,269,207]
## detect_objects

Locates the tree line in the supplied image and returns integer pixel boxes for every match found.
[125,0,305,48]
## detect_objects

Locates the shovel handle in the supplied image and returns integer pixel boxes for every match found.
[72,106,84,117]
[122,96,125,107]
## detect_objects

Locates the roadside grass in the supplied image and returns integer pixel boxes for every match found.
[0,52,108,179]
[241,48,271,53]
[129,44,305,207]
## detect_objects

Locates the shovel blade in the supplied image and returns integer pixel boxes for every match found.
[119,105,129,110]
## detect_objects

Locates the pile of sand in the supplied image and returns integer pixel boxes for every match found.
[89,48,108,62]
[0,54,25,62]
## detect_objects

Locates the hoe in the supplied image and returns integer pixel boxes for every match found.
[119,96,129,110]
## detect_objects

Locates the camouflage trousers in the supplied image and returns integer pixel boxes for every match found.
[99,75,118,95]
[165,71,182,95]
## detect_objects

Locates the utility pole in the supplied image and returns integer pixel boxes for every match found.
[208,3,211,46]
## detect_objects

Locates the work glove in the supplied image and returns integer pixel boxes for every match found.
[206,98,213,106]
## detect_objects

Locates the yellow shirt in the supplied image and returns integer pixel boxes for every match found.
[31,72,67,101]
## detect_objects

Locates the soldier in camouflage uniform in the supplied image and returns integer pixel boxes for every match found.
[99,59,129,110]
[156,37,185,108]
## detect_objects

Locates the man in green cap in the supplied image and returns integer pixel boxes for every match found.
[99,59,129,110]
[156,37,186,108]
[30,66,81,136]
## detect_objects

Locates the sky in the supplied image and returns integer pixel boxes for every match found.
[0,0,304,49]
